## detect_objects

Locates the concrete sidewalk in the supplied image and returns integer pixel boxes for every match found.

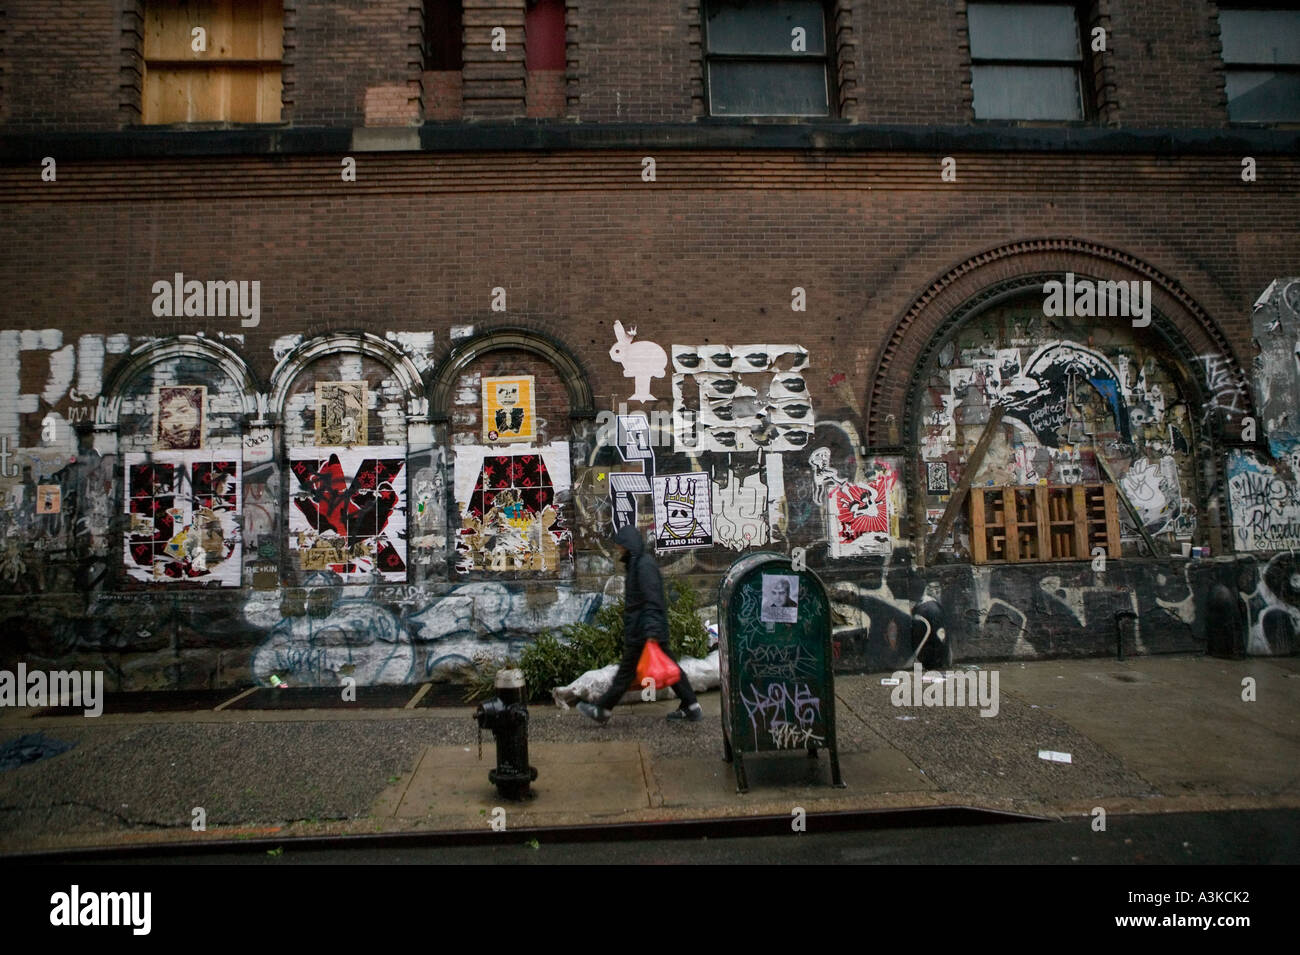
[1,654,1297,853]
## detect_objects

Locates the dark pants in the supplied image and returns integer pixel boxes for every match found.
[595,635,698,711]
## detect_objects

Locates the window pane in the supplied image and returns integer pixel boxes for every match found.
[1226,70,1300,121]
[972,64,1082,119]
[1219,10,1300,65]
[968,3,1080,61]
[424,0,463,71]
[709,60,829,115]
[707,0,826,56]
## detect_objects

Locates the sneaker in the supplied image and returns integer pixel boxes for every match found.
[667,703,703,722]
[577,702,612,724]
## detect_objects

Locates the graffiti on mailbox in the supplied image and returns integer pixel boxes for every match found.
[740,681,824,750]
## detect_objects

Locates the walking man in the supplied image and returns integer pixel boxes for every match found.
[578,525,703,723]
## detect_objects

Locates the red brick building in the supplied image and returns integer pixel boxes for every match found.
[0,1,1297,689]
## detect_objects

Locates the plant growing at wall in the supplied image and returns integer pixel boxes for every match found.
[462,581,712,702]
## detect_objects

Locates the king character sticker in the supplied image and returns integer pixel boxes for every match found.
[652,472,713,550]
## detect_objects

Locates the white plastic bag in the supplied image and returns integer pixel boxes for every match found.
[552,650,720,708]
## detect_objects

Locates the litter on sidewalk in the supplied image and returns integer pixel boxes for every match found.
[1038,750,1073,764]
[552,650,720,708]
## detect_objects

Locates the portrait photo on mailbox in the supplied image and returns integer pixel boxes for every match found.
[760,573,800,624]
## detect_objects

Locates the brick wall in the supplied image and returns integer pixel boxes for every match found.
[448,348,572,446]
[1106,0,1227,125]
[4,0,125,130]
[283,0,421,127]
[423,69,463,119]
[0,0,1272,129]
[567,0,697,121]
[0,149,1293,451]
[461,0,525,118]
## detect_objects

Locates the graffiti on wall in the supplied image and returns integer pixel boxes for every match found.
[314,381,368,446]
[652,472,713,550]
[1227,450,1300,551]
[827,462,899,558]
[124,451,242,585]
[154,385,206,450]
[481,375,536,443]
[288,447,407,580]
[609,414,654,532]
[1250,278,1300,457]
[916,301,1201,553]
[671,343,812,453]
[610,322,668,403]
[452,443,573,572]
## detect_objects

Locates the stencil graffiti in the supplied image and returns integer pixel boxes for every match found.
[610,321,668,403]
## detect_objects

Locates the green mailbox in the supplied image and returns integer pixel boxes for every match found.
[717,552,844,793]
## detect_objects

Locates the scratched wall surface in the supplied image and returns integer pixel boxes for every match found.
[0,276,1296,690]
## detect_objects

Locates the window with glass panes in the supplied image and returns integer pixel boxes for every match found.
[703,0,833,117]
[967,2,1088,120]
[1218,7,1300,122]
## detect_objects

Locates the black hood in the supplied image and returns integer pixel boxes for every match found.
[614,525,644,559]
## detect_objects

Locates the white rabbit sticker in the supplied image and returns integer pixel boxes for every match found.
[610,320,668,402]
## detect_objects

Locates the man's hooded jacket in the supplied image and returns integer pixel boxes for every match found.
[614,525,668,640]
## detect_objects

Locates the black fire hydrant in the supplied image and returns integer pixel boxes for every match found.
[474,669,538,800]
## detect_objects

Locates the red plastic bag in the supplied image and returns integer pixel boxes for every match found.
[636,639,681,690]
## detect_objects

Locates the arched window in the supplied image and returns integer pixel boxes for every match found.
[429,326,593,579]
[269,334,423,585]
[108,337,259,587]
[915,292,1203,562]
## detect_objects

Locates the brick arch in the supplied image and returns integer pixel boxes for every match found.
[427,324,595,422]
[864,238,1252,448]
[100,335,262,430]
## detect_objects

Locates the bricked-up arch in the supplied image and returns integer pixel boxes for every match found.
[865,239,1254,449]
[100,335,262,430]
[427,325,595,423]
[267,332,424,422]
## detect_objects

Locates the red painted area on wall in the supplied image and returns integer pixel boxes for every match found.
[525,0,565,70]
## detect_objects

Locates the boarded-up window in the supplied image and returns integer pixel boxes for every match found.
[143,0,283,124]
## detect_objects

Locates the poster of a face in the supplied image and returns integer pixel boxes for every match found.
[760,574,799,624]
[315,382,368,446]
[482,376,536,444]
[36,485,60,514]
[652,472,713,550]
[155,385,206,450]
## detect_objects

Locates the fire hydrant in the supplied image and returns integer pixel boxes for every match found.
[474,669,538,800]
